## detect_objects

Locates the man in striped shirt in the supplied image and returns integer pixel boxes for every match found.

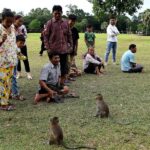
[44,5,73,85]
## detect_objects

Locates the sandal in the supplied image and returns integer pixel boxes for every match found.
[0,104,16,111]
[65,93,80,98]
[68,77,76,81]
[12,95,26,101]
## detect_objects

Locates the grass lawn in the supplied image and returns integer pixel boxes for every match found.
[0,33,150,150]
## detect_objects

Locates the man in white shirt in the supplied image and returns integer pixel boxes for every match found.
[83,46,104,75]
[104,17,120,65]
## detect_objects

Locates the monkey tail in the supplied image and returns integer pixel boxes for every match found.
[109,115,134,125]
[62,143,97,150]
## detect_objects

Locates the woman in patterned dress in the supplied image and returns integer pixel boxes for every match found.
[0,9,18,110]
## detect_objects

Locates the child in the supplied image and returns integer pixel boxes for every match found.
[11,35,26,100]
[67,14,81,80]
[13,15,32,80]
[83,46,104,75]
[0,9,17,110]
[84,24,96,48]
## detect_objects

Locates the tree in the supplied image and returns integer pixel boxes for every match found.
[130,15,139,33]
[66,4,90,21]
[142,9,150,35]
[88,0,143,17]
[117,15,131,33]
[101,21,108,32]
[138,9,150,35]
[23,8,51,32]
[28,19,41,32]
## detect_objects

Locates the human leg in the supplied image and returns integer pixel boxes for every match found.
[104,41,112,64]
[59,54,69,84]
[129,64,143,73]
[0,67,15,110]
[112,42,117,63]
[11,66,19,96]
[21,45,32,79]
[84,63,97,74]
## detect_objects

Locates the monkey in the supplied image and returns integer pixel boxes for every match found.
[95,94,109,118]
[49,117,97,150]
[94,94,134,125]
[49,116,63,145]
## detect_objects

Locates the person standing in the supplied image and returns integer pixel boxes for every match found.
[0,9,17,110]
[104,17,120,65]
[84,24,95,48]
[44,5,73,85]
[13,15,32,79]
[39,24,47,56]
[68,14,79,67]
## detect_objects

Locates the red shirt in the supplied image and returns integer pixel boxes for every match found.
[44,18,73,54]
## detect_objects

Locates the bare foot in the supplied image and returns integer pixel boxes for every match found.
[46,97,51,103]
[34,94,40,104]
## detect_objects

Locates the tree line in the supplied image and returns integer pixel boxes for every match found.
[1,0,149,35]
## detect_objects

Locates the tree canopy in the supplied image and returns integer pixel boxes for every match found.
[88,0,144,16]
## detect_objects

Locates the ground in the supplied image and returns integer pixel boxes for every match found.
[0,33,150,150]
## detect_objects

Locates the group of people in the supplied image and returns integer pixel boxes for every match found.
[0,9,33,110]
[0,5,143,110]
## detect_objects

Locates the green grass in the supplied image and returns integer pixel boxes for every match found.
[0,33,150,150]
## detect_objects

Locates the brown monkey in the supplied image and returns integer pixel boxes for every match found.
[49,117,63,145]
[95,94,109,118]
[95,94,133,125]
[49,117,97,150]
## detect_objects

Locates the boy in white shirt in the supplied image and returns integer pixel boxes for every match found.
[104,17,120,65]
[83,46,104,75]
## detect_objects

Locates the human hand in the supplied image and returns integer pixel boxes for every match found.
[2,34,7,42]
[48,89,57,97]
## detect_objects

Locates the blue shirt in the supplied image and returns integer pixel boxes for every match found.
[121,50,135,71]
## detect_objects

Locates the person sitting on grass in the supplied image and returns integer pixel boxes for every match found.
[83,46,104,75]
[34,52,69,104]
[121,44,143,73]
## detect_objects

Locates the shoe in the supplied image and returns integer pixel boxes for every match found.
[113,62,116,65]
[27,73,32,80]
[16,72,22,79]
[52,95,64,103]
[104,62,108,66]
[12,94,26,101]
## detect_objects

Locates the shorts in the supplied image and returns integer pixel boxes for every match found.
[38,84,64,94]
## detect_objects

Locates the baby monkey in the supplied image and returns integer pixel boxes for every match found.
[49,117,96,150]
[95,94,109,118]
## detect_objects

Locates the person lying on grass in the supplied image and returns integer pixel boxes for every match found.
[121,44,143,73]
[83,46,104,75]
[34,52,69,104]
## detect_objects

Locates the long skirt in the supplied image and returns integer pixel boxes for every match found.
[0,67,14,105]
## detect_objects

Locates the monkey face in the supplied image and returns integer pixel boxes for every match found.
[50,117,59,125]
[96,94,103,100]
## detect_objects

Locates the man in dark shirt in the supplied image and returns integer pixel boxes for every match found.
[44,5,73,85]
[68,14,79,67]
